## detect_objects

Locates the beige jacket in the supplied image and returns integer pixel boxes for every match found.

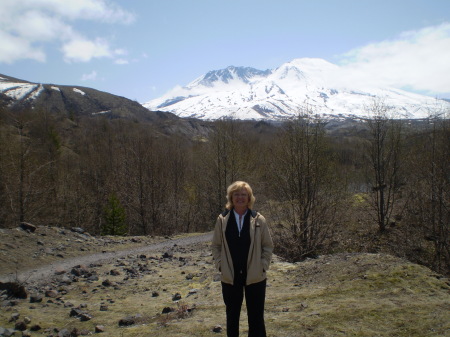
[212,210,274,285]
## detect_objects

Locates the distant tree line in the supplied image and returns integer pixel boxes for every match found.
[0,102,448,275]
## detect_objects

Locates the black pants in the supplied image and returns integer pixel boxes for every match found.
[221,279,267,337]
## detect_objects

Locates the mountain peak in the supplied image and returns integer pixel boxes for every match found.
[190,66,271,88]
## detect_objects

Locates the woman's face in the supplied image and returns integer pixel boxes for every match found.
[232,188,249,210]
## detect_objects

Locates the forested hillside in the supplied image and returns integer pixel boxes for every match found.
[0,103,448,276]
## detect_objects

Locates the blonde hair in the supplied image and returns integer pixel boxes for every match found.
[225,181,256,210]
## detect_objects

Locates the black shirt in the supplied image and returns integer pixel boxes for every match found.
[225,209,251,285]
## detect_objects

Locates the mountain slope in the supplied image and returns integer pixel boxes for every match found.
[144,58,448,120]
[0,74,170,122]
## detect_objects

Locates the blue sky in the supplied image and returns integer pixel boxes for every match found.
[1,0,449,102]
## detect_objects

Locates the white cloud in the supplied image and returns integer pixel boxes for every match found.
[113,48,128,56]
[36,0,135,23]
[335,23,450,96]
[81,70,98,81]
[0,0,134,64]
[62,37,112,63]
[114,59,129,65]
[0,31,46,63]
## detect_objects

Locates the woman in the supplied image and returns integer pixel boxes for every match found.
[212,181,273,337]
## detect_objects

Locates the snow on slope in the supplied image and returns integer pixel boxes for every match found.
[0,79,44,101]
[144,58,447,120]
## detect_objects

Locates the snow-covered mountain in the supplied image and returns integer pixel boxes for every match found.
[144,58,448,120]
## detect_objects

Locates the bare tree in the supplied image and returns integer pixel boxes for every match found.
[406,108,449,274]
[363,101,403,232]
[268,112,341,260]
[209,119,249,213]
[0,110,55,224]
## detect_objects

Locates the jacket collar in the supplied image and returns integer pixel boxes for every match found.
[222,209,257,218]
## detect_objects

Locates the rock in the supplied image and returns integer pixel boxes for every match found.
[79,313,92,321]
[101,279,113,287]
[172,293,182,301]
[57,328,70,337]
[69,327,80,336]
[30,324,42,331]
[22,330,31,337]
[212,325,223,333]
[70,308,84,317]
[118,316,135,326]
[20,222,36,232]
[0,282,28,299]
[29,294,43,303]
[71,266,89,277]
[0,327,16,337]
[14,320,27,331]
[8,313,19,322]
[99,304,108,311]
[95,325,105,333]
[152,291,159,297]
[60,275,73,284]
[161,307,174,314]
[45,289,59,298]
[71,227,85,234]
[69,308,91,321]
[87,275,99,282]
[109,269,120,276]
[54,267,67,275]
[187,289,198,297]
[24,316,31,324]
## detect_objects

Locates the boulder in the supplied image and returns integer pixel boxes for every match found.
[45,290,59,298]
[0,282,27,299]
[161,307,174,314]
[20,222,36,232]
[79,313,92,321]
[118,316,135,326]
[70,227,85,234]
[212,325,223,333]
[8,313,19,322]
[69,308,84,317]
[30,324,41,331]
[95,325,105,333]
[0,327,16,337]
[14,321,27,331]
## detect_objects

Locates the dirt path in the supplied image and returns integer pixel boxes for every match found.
[0,232,213,284]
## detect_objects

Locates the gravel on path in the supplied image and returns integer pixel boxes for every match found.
[0,232,213,283]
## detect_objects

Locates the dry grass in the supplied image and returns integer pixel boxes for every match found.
[1,228,449,336]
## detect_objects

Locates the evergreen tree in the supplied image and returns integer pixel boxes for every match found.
[102,193,127,236]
